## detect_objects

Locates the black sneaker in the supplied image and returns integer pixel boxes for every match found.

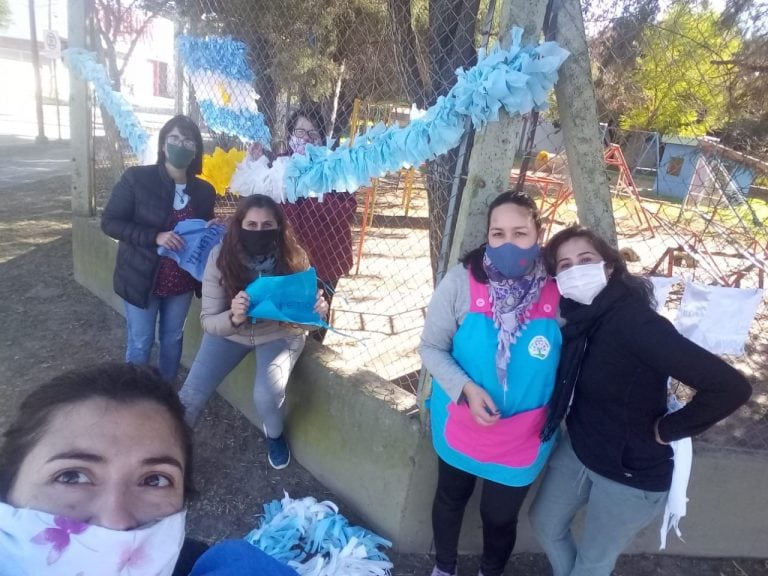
[267,434,291,470]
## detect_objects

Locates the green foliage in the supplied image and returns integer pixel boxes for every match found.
[620,3,743,136]
[332,0,403,103]
[589,0,659,124]
[0,0,11,29]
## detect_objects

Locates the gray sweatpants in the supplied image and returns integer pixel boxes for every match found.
[178,332,306,437]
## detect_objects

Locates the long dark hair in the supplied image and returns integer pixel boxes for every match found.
[459,190,542,284]
[544,225,656,308]
[156,114,205,177]
[0,362,195,502]
[217,194,309,300]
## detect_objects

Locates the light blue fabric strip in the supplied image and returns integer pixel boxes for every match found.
[176,35,254,81]
[62,48,149,157]
[283,27,570,202]
[197,100,272,147]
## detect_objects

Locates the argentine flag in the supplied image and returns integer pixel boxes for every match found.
[177,35,272,149]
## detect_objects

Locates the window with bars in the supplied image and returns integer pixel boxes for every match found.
[152,60,170,98]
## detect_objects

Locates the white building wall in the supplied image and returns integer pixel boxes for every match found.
[0,0,174,138]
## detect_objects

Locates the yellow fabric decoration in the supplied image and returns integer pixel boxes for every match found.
[217,82,232,106]
[199,146,246,196]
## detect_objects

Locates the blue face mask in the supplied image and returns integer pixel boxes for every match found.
[485,242,540,278]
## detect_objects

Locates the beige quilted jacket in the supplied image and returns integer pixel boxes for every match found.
[200,245,304,347]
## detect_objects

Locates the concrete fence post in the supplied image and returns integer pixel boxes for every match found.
[68,0,94,218]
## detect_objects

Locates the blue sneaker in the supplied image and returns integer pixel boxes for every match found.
[267,434,291,470]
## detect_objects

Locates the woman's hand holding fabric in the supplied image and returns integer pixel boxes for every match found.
[230,291,250,326]
[462,381,500,427]
[156,230,185,251]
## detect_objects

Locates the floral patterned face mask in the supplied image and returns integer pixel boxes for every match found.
[0,501,186,575]
[288,135,310,156]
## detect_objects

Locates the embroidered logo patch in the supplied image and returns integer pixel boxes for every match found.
[528,335,551,360]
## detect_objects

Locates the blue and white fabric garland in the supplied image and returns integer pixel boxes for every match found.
[177,35,272,149]
[62,48,149,157]
[282,27,570,202]
[244,493,393,576]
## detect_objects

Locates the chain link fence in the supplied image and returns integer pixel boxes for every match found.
[525,0,768,453]
[85,0,767,450]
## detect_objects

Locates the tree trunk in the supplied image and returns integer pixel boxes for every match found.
[553,0,617,245]
[427,0,481,103]
[422,0,482,280]
[250,39,278,137]
[387,0,428,108]
[99,107,128,183]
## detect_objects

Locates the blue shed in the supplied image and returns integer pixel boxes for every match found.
[655,136,703,200]
[655,136,762,201]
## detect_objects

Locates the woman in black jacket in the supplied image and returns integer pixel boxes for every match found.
[102,115,216,383]
[528,225,752,576]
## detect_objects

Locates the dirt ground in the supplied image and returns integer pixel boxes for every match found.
[1,147,767,575]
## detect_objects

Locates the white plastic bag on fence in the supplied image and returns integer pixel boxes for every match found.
[658,281,762,549]
[648,275,680,316]
[675,283,762,356]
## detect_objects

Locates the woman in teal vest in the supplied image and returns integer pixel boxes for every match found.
[420,191,561,576]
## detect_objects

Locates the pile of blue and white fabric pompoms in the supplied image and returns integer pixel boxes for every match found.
[244,493,393,576]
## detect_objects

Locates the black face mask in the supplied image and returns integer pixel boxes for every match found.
[241,228,279,256]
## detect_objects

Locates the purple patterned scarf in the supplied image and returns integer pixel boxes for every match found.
[483,251,548,396]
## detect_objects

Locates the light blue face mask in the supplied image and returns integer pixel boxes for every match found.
[485,242,540,278]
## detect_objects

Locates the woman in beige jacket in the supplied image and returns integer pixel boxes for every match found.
[178,194,327,469]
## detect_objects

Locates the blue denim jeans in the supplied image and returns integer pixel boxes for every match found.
[528,436,668,576]
[178,333,306,436]
[123,292,194,383]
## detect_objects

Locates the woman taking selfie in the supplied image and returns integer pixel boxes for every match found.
[0,363,193,574]
[0,362,303,575]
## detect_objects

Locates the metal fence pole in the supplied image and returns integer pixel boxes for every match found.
[28,0,48,144]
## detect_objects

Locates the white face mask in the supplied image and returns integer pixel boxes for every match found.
[556,261,608,305]
[0,501,185,576]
